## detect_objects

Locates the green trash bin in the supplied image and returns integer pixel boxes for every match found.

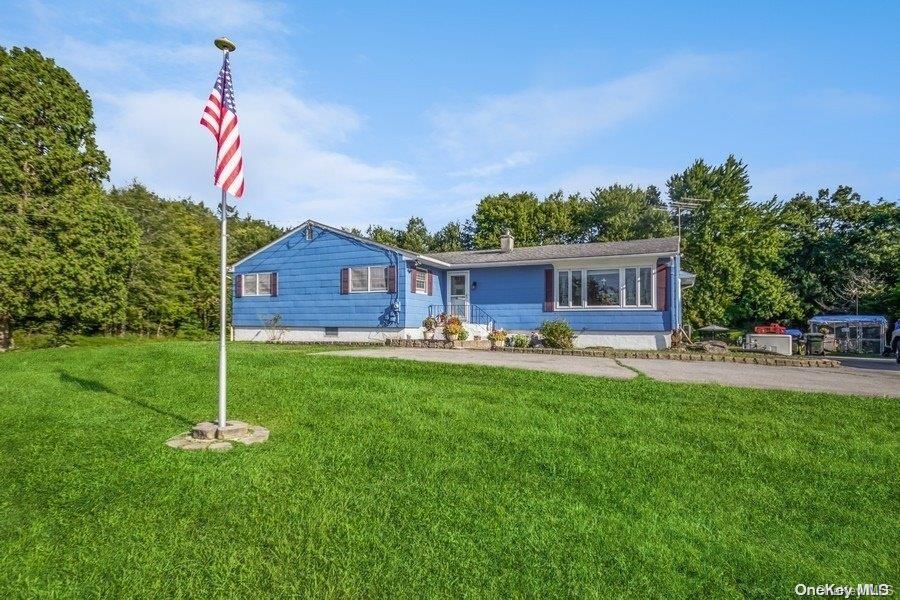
[805,333,824,355]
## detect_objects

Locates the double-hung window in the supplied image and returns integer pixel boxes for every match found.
[413,269,428,294]
[350,266,388,292]
[557,266,654,309]
[242,272,275,296]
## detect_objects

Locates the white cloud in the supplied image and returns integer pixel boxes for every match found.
[98,89,417,226]
[431,53,723,164]
[53,36,210,73]
[448,151,537,178]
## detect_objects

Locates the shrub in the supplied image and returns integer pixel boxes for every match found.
[539,320,575,349]
[457,328,469,341]
[422,316,437,331]
[512,334,529,348]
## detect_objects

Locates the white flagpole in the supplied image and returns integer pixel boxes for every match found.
[214,38,235,429]
[218,185,228,428]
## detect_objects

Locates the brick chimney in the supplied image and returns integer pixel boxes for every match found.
[500,229,514,253]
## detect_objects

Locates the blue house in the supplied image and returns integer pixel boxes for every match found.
[231,220,686,349]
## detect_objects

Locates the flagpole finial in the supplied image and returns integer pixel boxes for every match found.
[214,37,237,52]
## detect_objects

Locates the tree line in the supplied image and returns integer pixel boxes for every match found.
[0,47,283,347]
[353,161,898,329]
[1,46,897,348]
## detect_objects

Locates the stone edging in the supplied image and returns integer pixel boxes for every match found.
[489,346,840,367]
[386,338,491,350]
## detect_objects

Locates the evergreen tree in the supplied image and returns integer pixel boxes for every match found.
[366,225,399,247]
[0,47,129,347]
[470,192,543,249]
[431,221,467,252]
[0,47,109,203]
[395,217,431,253]
[778,186,899,316]
[584,184,674,242]
[540,191,590,244]
[668,156,799,327]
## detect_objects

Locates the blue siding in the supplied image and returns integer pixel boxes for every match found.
[234,223,680,334]
[401,263,445,329]
[233,226,405,328]
[467,264,673,332]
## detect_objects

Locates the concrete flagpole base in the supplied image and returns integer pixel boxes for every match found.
[166,421,269,452]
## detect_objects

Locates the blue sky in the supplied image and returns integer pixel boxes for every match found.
[2,0,898,228]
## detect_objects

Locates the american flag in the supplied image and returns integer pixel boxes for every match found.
[201,53,244,198]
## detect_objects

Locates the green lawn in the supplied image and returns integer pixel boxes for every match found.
[0,341,896,598]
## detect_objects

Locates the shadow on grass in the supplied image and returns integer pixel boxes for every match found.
[58,371,194,427]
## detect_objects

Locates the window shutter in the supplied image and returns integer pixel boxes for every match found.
[270,272,278,297]
[543,269,554,312]
[411,269,417,293]
[386,266,396,294]
[427,272,433,296]
[340,268,349,294]
[235,274,243,298]
[656,260,668,310]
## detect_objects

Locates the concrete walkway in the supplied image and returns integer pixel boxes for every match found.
[325,347,899,398]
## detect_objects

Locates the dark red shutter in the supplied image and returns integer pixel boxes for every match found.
[235,274,243,298]
[386,266,396,293]
[427,272,433,295]
[340,268,349,294]
[411,269,417,293]
[543,269,554,312]
[656,260,668,310]
[270,272,278,297]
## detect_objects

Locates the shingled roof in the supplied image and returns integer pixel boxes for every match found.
[425,236,680,266]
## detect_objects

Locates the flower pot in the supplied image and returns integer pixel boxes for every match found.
[424,330,435,340]
[445,333,459,341]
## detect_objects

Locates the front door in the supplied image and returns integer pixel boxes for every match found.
[447,271,470,322]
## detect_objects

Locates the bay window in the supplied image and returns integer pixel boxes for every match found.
[587,269,619,306]
[556,266,654,309]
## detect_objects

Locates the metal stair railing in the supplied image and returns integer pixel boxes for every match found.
[428,303,496,330]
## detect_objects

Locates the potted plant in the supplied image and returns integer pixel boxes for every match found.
[422,316,437,340]
[488,329,507,349]
[443,315,464,341]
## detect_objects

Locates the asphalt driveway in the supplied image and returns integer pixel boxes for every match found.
[326,347,899,398]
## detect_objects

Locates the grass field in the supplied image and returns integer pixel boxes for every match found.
[0,341,896,598]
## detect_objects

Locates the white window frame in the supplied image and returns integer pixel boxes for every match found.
[242,271,275,297]
[349,265,389,293]
[555,265,656,310]
[413,268,428,294]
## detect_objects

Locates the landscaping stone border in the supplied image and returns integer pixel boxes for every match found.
[166,420,270,452]
[386,338,491,350]
[487,346,840,367]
